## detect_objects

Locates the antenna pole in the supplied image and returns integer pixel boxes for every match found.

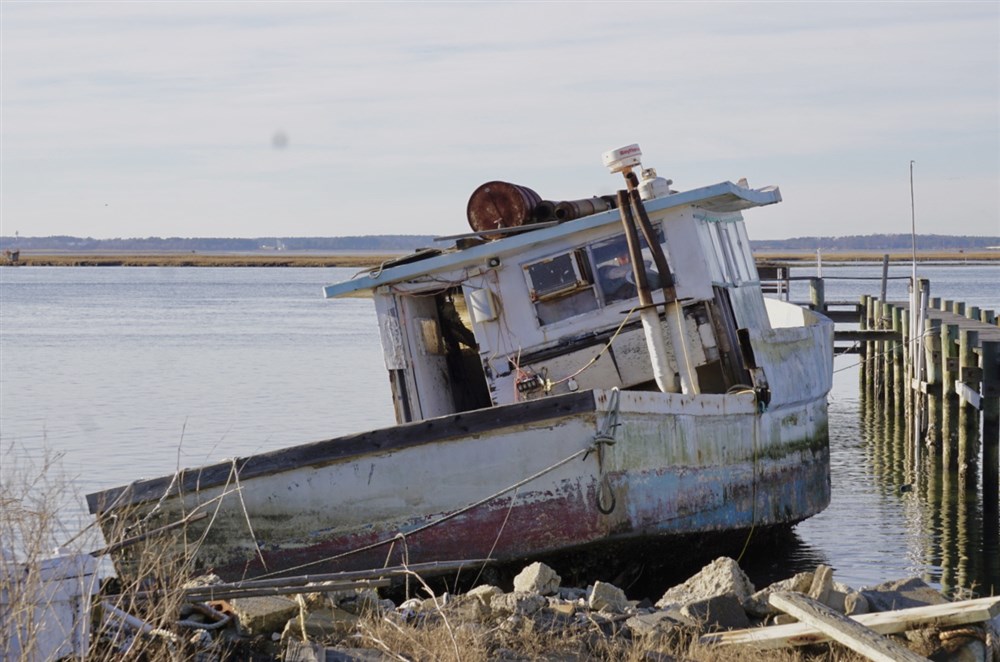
[909,160,921,474]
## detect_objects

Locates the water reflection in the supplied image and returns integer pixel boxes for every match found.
[776,353,1000,597]
[858,368,999,597]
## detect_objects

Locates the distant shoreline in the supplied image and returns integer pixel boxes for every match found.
[2,253,403,268]
[754,250,1000,263]
[2,249,999,267]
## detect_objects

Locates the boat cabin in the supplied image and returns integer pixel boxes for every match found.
[324,180,781,425]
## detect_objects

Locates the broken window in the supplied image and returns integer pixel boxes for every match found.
[523,250,598,326]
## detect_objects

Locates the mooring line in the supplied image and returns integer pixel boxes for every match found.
[252,404,623,580]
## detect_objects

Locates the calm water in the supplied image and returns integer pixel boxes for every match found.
[1,263,998,595]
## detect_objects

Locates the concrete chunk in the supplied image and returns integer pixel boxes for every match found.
[513,561,561,595]
[442,594,490,622]
[491,591,547,617]
[844,591,870,616]
[625,610,686,637]
[807,564,833,605]
[680,594,750,630]
[588,581,628,613]
[861,577,949,612]
[230,595,299,636]
[655,557,755,609]
[467,584,502,606]
[743,571,814,617]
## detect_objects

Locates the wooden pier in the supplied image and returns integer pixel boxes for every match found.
[760,262,1000,594]
[854,292,1000,490]
[798,272,999,490]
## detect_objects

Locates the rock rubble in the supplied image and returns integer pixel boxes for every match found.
[114,557,999,661]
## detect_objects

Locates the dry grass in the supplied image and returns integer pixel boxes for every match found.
[349,598,870,662]
[0,444,218,661]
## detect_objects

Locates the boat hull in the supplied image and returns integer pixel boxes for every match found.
[88,384,829,582]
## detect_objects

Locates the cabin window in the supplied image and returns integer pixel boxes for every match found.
[590,231,664,304]
[707,220,756,285]
[522,227,666,327]
[523,250,599,326]
[732,222,758,281]
[524,251,589,300]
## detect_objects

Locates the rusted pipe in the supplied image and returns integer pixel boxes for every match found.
[554,196,616,222]
[625,173,700,395]
[617,190,678,393]
[533,200,558,223]
[625,172,675,297]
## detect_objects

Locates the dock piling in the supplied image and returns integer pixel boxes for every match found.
[982,341,999,517]
[957,329,980,477]
[759,261,997,594]
[941,323,960,467]
[925,318,943,449]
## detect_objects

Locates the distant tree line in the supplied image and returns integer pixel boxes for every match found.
[751,234,999,251]
[0,235,438,252]
[1,233,997,253]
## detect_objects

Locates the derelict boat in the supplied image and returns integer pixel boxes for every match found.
[87,145,833,582]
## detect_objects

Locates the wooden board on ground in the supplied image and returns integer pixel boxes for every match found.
[702,595,1000,650]
[767,592,928,662]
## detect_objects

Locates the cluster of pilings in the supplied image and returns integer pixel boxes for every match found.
[859,282,1000,516]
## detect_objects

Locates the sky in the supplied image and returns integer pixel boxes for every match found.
[1,2,998,241]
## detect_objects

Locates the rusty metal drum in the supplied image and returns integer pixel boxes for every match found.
[466,181,542,233]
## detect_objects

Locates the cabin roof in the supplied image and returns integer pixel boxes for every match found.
[323,180,780,299]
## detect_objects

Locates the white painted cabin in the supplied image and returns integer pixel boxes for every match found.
[326,181,786,423]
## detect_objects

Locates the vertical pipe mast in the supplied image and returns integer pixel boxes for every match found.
[616,191,678,393]
[602,143,700,395]
[624,173,700,395]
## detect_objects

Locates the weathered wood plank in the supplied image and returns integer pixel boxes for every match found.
[86,389,597,513]
[767,592,927,662]
[702,595,1000,650]
[955,381,982,410]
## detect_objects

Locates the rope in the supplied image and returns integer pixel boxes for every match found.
[585,388,621,514]
[546,308,638,390]
[832,327,934,375]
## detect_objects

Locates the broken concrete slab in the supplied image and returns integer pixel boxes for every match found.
[680,595,750,631]
[588,581,628,613]
[547,599,577,618]
[442,594,491,622]
[491,591,547,617]
[230,595,299,636]
[861,577,950,612]
[513,562,561,596]
[843,590,870,616]
[655,557,755,610]
[742,570,813,617]
[467,584,502,607]
[625,610,687,638]
[807,564,833,606]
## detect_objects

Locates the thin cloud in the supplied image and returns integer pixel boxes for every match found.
[2,2,997,238]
